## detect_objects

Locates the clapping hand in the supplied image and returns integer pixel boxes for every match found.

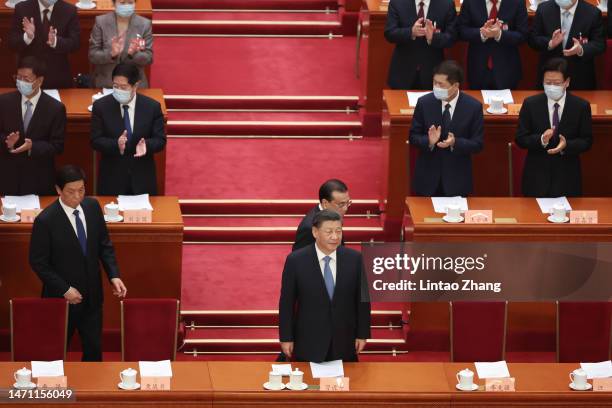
[127,37,143,56]
[547,135,567,155]
[548,28,564,49]
[111,33,126,58]
[424,19,435,43]
[5,131,19,150]
[437,132,455,149]
[47,26,57,47]
[412,17,426,38]
[134,138,146,157]
[428,125,441,147]
[118,130,128,155]
[563,37,583,57]
[22,17,35,40]
[10,138,32,154]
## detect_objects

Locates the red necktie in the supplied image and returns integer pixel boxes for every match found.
[417,1,425,25]
[487,0,498,69]
[42,9,50,39]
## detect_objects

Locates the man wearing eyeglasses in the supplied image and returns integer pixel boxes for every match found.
[0,56,66,195]
[292,179,351,252]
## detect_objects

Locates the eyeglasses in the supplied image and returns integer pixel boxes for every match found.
[334,200,352,210]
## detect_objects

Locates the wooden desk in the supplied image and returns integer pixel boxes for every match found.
[381,89,612,233]
[0,0,153,88]
[0,196,183,332]
[360,0,608,136]
[0,88,167,195]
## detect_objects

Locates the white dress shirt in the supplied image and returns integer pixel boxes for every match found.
[24,1,57,47]
[541,92,567,147]
[59,198,87,239]
[21,88,42,121]
[315,244,337,285]
[119,93,137,132]
[415,0,430,19]
[441,90,460,119]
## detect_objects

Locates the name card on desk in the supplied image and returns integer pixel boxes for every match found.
[123,209,152,223]
[320,377,350,391]
[570,211,598,224]
[485,377,515,392]
[465,210,493,224]
[605,109,612,115]
[507,104,522,115]
[37,376,67,388]
[593,378,612,391]
[399,108,414,115]
[590,104,598,115]
[20,209,41,223]
[141,376,171,391]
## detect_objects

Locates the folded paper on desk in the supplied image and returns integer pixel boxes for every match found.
[310,360,344,378]
[118,194,154,211]
[407,91,430,107]
[272,364,292,376]
[431,196,468,214]
[139,360,173,377]
[481,89,514,104]
[2,195,40,212]
[536,197,572,214]
[581,361,612,379]
[43,89,61,103]
[475,361,510,379]
[31,360,64,377]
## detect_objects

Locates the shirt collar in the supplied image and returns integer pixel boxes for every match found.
[38,0,55,13]
[125,93,137,110]
[315,243,337,264]
[21,88,42,108]
[562,0,579,16]
[415,0,430,6]
[547,91,567,110]
[58,197,84,215]
[442,90,460,111]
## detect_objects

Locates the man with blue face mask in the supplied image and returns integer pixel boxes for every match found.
[515,58,592,197]
[8,0,80,89]
[90,63,166,196]
[408,60,484,197]
[0,56,66,195]
[528,0,605,90]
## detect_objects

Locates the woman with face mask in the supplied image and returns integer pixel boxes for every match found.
[88,0,153,88]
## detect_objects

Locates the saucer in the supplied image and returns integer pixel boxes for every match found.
[118,382,140,390]
[529,4,537,11]
[456,383,478,391]
[0,214,20,223]
[104,214,123,223]
[486,107,508,115]
[547,215,569,223]
[76,1,96,9]
[569,382,592,391]
[13,382,36,390]
[286,382,308,391]
[443,215,464,223]
[263,382,286,391]
[88,105,93,112]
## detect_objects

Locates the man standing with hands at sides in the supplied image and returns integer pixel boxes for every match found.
[8,0,80,89]
[528,0,605,90]
[91,63,166,196]
[29,165,127,361]
[457,0,528,89]
[279,210,371,362]
[385,0,457,90]
[0,56,65,195]
[515,58,592,197]
[409,60,484,197]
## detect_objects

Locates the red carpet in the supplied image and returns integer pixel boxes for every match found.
[165,138,382,199]
[150,37,360,95]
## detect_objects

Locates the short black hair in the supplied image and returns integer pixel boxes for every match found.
[542,58,570,80]
[433,60,463,85]
[318,179,348,203]
[56,165,86,190]
[312,209,343,228]
[17,56,46,78]
[112,63,140,85]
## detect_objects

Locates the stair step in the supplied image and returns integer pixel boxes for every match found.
[153,18,342,36]
[168,119,361,136]
[154,11,339,22]
[164,95,360,111]
[182,215,381,228]
[153,0,339,11]
[179,199,380,216]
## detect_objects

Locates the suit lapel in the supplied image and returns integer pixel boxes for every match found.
[13,92,25,137]
[332,248,345,306]
[538,94,552,129]
[497,0,511,24]
[83,199,96,256]
[54,200,86,256]
[566,2,583,49]
[478,0,489,24]
[449,92,465,131]
[24,92,45,138]
[132,94,144,142]
[558,93,573,133]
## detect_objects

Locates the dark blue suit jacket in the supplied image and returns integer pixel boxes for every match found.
[409,92,484,196]
[385,0,457,89]
[457,0,528,89]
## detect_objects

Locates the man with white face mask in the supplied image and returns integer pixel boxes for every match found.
[408,60,484,197]
[515,58,592,197]
[8,0,80,89]
[90,63,166,195]
[0,56,66,195]
[528,0,605,90]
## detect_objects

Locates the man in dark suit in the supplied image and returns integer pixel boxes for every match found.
[457,0,529,89]
[29,165,127,361]
[91,63,166,196]
[409,60,484,196]
[293,179,350,252]
[528,0,605,90]
[0,56,65,195]
[515,58,592,197]
[279,210,371,362]
[8,0,80,89]
[385,0,457,89]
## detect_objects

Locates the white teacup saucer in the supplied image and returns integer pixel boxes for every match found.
[0,214,20,223]
[104,214,123,223]
[547,215,569,224]
[569,382,592,391]
[263,382,285,391]
[285,382,308,391]
[456,383,478,391]
[13,382,36,390]
[443,215,464,223]
[88,105,93,112]
[118,382,140,390]
[76,2,96,9]
[486,107,508,115]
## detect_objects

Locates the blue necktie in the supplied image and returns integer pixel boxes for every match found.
[73,209,87,255]
[323,256,335,300]
[123,105,133,143]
